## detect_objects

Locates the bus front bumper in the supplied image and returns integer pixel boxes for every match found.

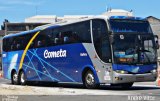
[112,72,157,84]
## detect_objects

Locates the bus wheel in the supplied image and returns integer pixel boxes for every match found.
[11,71,19,85]
[84,70,99,89]
[19,71,27,85]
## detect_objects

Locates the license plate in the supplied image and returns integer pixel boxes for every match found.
[136,76,144,81]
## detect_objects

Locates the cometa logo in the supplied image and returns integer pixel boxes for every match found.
[44,49,67,59]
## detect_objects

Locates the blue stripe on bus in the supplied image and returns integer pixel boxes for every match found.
[27,50,76,82]
[112,64,157,74]
[2,43,96,83]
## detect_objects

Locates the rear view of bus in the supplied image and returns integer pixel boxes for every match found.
[109,16,159,88]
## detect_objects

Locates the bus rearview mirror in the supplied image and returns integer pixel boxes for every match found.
[108,30,113,35]
[156,41,159,49]
[154,35,159,49]
[109,35,114,44]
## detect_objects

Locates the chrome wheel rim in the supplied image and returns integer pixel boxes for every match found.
[13,73,17,82]
[20,73,25,83]
[86,73,94,85]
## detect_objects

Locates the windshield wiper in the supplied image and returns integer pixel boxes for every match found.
[139,49,151,53]
[139,48,152,63]
[143,52,151,63]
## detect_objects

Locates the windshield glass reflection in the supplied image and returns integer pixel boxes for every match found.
[113,34,157,64]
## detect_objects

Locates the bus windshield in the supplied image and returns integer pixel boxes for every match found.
[113,34,157,64]
[109,19,152,33]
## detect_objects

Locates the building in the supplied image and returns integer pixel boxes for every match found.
[102,9,133,17]
[24,15,94,23]
[4,22,49,35]
[25,15,57,23]
[24,9,133,24]
[147,16,160,36]
[59,15,94,22]
[0,30,5,39]
[0,30,5,70]
[147,16,160,58]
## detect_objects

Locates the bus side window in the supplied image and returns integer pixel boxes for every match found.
[72,32,79,43]
[58,32,64,44]
[30,42,34,48]
[16,43,20,49]
[36,39,46,48]
[72,21,91,43]
[54,33,62,45]
[16,37,23,50]
[92,19,111,63]
[3,38,9,52]
[54,37,59,45]
[62,31,73,44]
[52,27,62,45]
[11,40,17,51]
[37,40,42,47]
[64,36,69,43]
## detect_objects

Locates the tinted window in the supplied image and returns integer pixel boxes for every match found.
[92,19,111,63]
[57,21,91,43]
[32,29,52,48]
[36,20,91,47]
[109,19,152,33]
[3,32,35,52]
[3,38,9,52]
[3,21,92,52]
[55,21,91,44]
[72,21,91,43]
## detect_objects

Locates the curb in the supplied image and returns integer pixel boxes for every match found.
[157,67,160,86]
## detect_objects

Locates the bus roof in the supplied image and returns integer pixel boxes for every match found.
[109,16,146,20]
[35,15,109,30]
[3,16,106,39]
[35,15,147,30]
[3,29,40,39]
[3,15,147,39]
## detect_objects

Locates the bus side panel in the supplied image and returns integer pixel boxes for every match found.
[82,43,113,84]
[23,43,94,83]
[2,51,23,80]
[2,52,9,79]
[23,49,44,81]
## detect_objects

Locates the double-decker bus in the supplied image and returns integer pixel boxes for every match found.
[2,16,159,89]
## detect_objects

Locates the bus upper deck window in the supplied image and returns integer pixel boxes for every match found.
[64,36,69,43]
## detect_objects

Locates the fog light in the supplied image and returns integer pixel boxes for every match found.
[151,69,157,73]
[116,70,128,74]
[115,77,120,80]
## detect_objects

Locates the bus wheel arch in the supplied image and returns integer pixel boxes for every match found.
[82,67,100,89]
[11,69,19,85]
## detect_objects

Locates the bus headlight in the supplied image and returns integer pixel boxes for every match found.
[115,70,128,74]
[150,69,157,73]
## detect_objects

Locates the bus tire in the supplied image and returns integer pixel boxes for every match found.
[11,71,19,85]
[83,70,99,89]
[19,71,27,85]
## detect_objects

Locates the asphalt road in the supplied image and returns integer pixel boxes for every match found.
[1,95,160,101]
[0,78,160,101]
[0,78,10,84]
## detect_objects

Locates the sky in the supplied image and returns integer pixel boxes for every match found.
[0,0,160,27]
